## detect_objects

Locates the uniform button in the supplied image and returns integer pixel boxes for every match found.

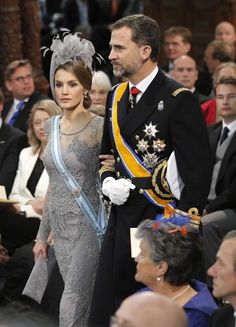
[139,189,144,194]
[116,172,120,177]
[117,157,120,162]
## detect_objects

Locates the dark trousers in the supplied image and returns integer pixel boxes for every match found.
[0,212,40,254]
[0,242,35,301]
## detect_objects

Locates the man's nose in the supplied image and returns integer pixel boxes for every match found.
[109,48,116,60]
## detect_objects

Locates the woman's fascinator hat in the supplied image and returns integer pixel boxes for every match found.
[152,202,201,235]
[41,28,105,96]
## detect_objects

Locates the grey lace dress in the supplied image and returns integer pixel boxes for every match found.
[36,114,104,327]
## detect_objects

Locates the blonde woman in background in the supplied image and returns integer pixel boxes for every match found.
[89,70,112,117]
[0,99,61,256]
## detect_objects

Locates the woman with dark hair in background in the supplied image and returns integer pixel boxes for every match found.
[135,209,218,327]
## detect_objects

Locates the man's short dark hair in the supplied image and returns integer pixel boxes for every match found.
[208,40,235,63]
[216,77,236,89]
[111,14,160,62]
[164,26,192,44]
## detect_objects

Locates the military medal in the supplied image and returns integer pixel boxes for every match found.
[137,138,149,153]
[142,152,160,169]
[157,100,164,111]
[143,122,159,139]
[152,139,166,152]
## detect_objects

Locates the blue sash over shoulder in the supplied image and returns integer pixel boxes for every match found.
[51,115,107,247]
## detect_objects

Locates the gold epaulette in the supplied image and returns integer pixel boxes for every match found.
[172,87,191,97]
[99,165,115,178]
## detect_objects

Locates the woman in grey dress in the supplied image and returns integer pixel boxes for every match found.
[33,33,106,327]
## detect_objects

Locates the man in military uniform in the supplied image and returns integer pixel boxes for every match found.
[89,14,213,327]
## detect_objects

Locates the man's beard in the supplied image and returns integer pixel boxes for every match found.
[113,66,136,79]
[113,66,125,78]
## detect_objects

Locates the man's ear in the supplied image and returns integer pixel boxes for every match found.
[185,43,191,54]
[141,45,152,60]
[5,80,12,92]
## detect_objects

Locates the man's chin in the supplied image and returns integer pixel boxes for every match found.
[212,288,222,298]
[113,69,122,78]
[23,92,33,98]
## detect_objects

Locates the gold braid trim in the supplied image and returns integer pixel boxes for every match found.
[99,165,115,178]
[172,87,190,97]
[152,160,173,199]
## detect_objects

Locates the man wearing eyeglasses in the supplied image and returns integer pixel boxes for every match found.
[2,59,46,133]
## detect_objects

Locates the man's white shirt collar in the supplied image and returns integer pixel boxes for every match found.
[13,97,29,109]
[129,66,159,102]
[222,119,236,136]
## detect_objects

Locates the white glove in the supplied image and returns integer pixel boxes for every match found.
[102,177,136,205]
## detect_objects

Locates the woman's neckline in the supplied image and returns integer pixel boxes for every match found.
[60,115,95,136]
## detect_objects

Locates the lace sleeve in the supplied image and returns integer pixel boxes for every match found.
[95,116,104,145]
[36,184,51,243]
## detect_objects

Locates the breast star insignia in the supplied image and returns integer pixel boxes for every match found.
[143,122,159,139]
[137,138,149,153]
[142,152,160,169]
[152,139,166,152]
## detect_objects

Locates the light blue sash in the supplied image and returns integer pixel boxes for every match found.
[51,115,107,247]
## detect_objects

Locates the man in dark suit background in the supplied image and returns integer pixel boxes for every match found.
[0,88,27,196]
[202,77,236,282]
[209,305,235,327]
[89,14,212,327]
[162,26,192,75]
[2,59,46,133]
[171,54,210,104]
[208,230,236,327]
